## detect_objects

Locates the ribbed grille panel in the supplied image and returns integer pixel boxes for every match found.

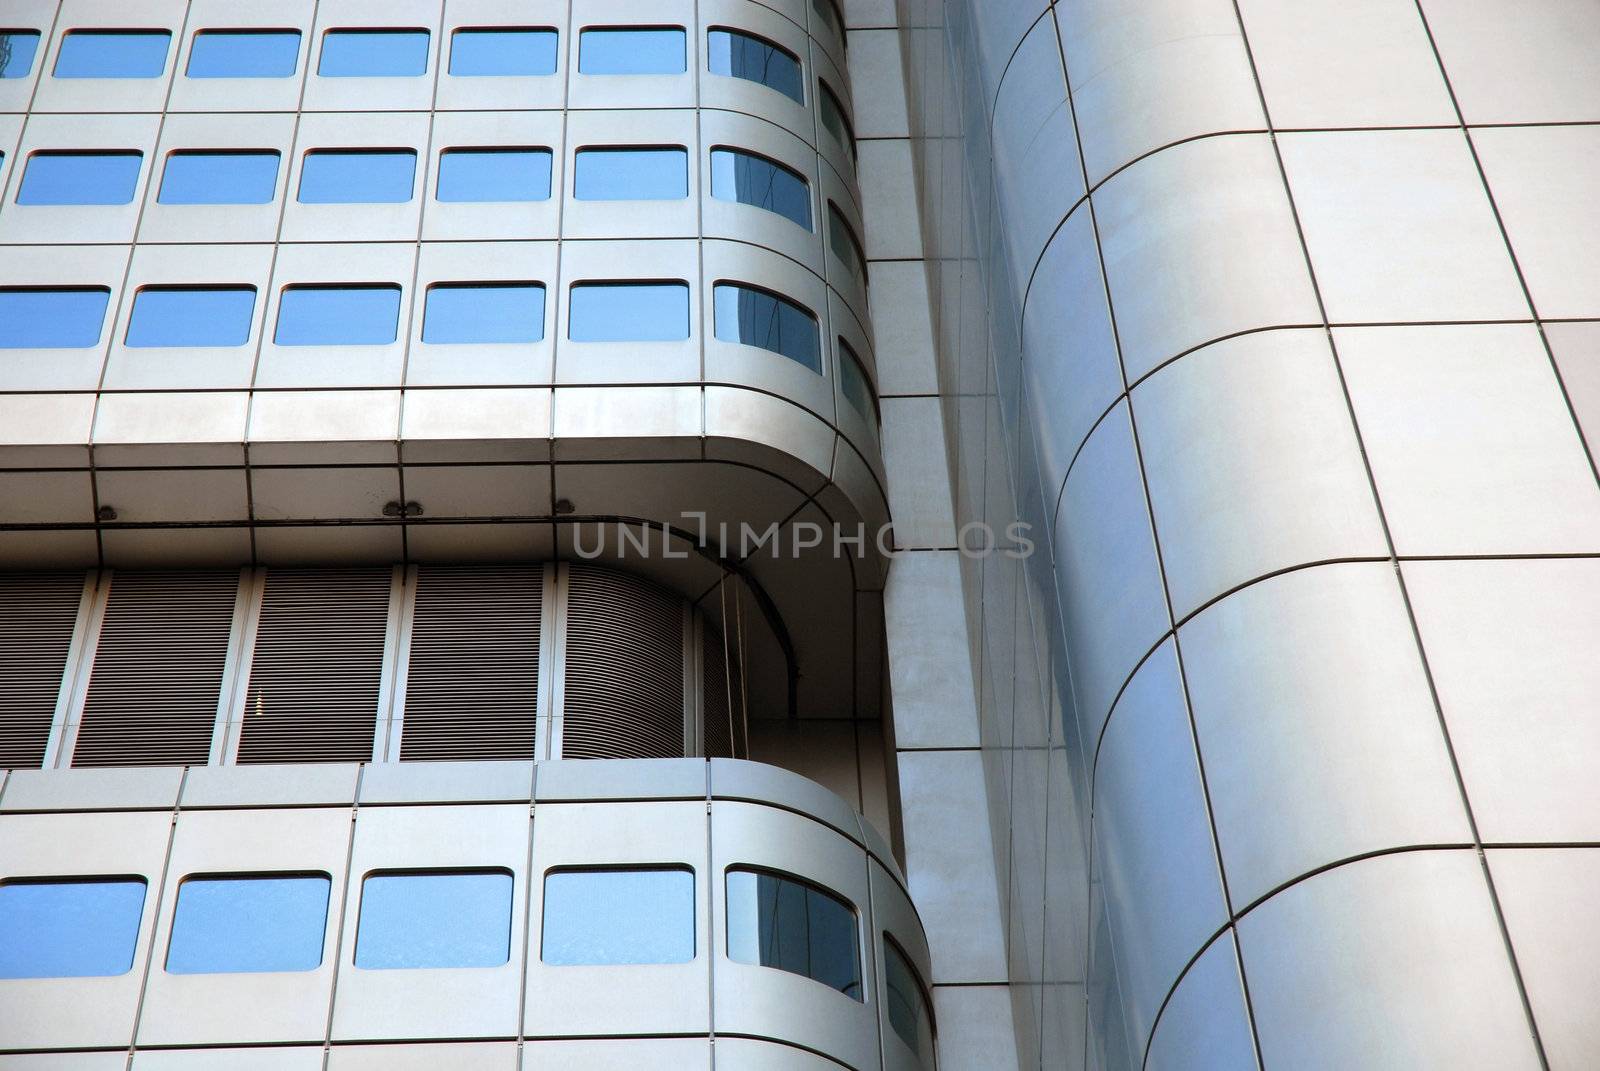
[702,623,746,760]
[560,565,684,760]
[401,565,542,761]
[237,568,390,765]
[0,573,84,768]
[73,571,238,768]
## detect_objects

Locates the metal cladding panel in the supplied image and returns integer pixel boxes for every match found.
[0,572,81,768]
[237,568,390,765]
[401,565,542,762]
[73,571,237,768]
[560,564,684,760]
[701,622,747,760]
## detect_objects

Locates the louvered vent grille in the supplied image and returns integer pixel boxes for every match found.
[400,565,542,761]
[73,571,238,768]
[0,573,84,768]
[560,565,684,759]
[236,568,390,765]
[702,623,747,760]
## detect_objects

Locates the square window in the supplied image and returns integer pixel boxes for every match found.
[0,878,147,979]
[54,30,172,78]
[436,147,551,202]
[726,868,861,998]
[541,867,694,965]
[0,30,42,79]
[318,28,430,77]
[166,874,330,974]
[126,286,256,348]
[423,283,545,344]
[449,28,557,76]
[573,147,687,201]
[274,284,402,346]
[355,870,513,969]
[186,29,301,78]
[298,149,416,204]
[577,28,685,75]
[0,287,111,348]
[158,150,280,205]
[568,282,690,342]
[17,151,143,206]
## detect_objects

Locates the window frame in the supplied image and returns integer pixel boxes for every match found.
[435,145,554,203]
[709,145,813,231]
[576,25,688,76]
[882,932,939,1066]
[572,144,690,202]
[0,285,113,349]
[296,147,419,205]
[817,79,857,164]
[711,280,823,374]
[705,26,804,104]
[52,28,173,79]
[421,281,548,345]
[0,875,149,980]
[567,279,693,343]
[353,867,516,971]
[124,284,258,349]
[156,148,282,206]
[0,29,44,80]
[723,863,864,1000]
[164,870,333,976]
[273,283,404,347]
[446,25,560,77]
[16,149,144,206]
[316,27,432,78]
[184,28,303,79]
[539,864,698,966]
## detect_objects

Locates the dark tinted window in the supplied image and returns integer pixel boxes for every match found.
[0,878,147,979]
[578,28,685,75]
[0,287,111,348]
[828,204,869,289]
[54,30,171,78]
[423,283,545,344]
[569,282,690,342]
[713,283,821,373]
[166,874,330,974]
[126,287,256,348]
[812,0,846,46]
[449,28,557,76]
[706,29,802,104]
[275,285,402,346]
[298,149,416,204]
[726,868,860,998]
[884,938,937,1065]
[838,339,877,428]
[186,30,301,77]
[542,868,695,965]
[818,81,856,163]
[17,151,142,205]
[710,148,811,230]
[436,148,551,202]
[0,30,42,79]
[318,29,430,77]
[355,870,513,969]
[158,150,280,205]
[573,147,687,201]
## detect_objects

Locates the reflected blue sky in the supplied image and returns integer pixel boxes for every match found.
[0,878,146,979]
[298,150,416,204]
[126,287,256,348]
[318,29,429,77]
[54,30,170,78]
[436,148,551,202]
[449,28,557,76]
[18,151,142,205]
[710,148,811,230]
[159,151,280,205]
[0,287,110,348]
[574,148,687,201]
[424,283,545,344]
[578,28,685,75]
[713,283,821,372]
[707,29,803,104]
[167,875,329,974]
[542,868,694,965]
[569,282,690,342]
[275,285,401,346]
[356,871,513,969]
[0,31,41,79]
[186,30,301,78]
[726,869,860,998]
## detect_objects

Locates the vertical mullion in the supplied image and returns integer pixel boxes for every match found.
[40,569,103,770]
[374,564,413,762]
[685,606,702,758]
[219,568,265,766]
[50,568,114,769]
[543,562,568,760]
[206,567,256,766]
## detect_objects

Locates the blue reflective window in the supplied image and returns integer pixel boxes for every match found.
[0,287,111,348]
[569,282,690,343]
[819,81,856,163]
[355,870,513,970]
[707,29,802,104]
[839,339,877,428]
[828,203,868,289]
[578,28,685,75]
[126,286,256,348]
[449,28,557,76]
[573,147,687,201]
[275,285,402,346]
[0,30,42,79]
[0,878,146,979]
[713,283,821,372]
[542,868,694,966]
[424,283,545,344]
[54,30,171,78]
[726,868,860,998]
[710,147,811,230]
[298,149,416,204]
[318,29,430,77]
[167,874,330,974]
[186,30,301,78]
[158,151,280,205]
[436,148,551,202]
[884,938,937,1065]
[17,151,143,206]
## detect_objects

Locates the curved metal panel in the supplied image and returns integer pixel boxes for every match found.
[1143,934,1254,1071]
